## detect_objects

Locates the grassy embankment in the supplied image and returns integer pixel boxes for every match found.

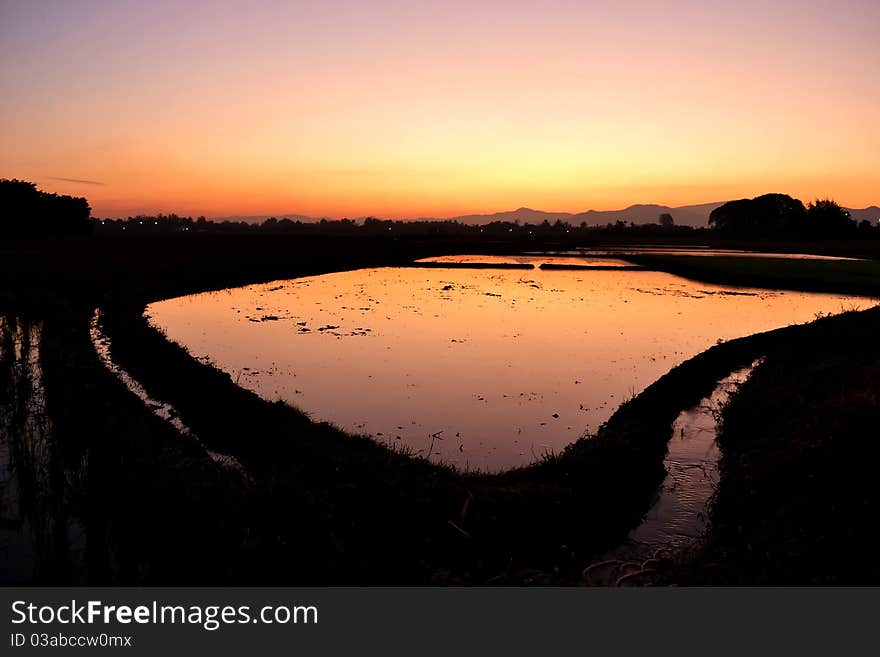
[707,308,880,584]
[623,253,880,297]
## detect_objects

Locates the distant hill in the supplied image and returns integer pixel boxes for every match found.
[431,202,727,228]
[429,207,574,225]
[848,206,880,224]
[569,202,725,228]
[210,202,879,228]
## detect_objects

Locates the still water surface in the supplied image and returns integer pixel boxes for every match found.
[147,259,875,471]
[0,316,86,583]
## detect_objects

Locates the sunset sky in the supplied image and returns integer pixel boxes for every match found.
[1,0,878,218]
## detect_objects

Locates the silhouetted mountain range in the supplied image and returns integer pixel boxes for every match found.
[434,207,575,225]
[432,203,727,227]
[570,202,726,227]
[211,203,880,228]
[847,206,880,224]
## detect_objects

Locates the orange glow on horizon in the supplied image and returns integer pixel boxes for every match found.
[2,1,878,218]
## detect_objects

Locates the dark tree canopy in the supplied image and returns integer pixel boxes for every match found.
[0,178,92,238]
[708,193,860,238]
[708,193,806,237]
[658,212,674,227]
[805,198,855,237]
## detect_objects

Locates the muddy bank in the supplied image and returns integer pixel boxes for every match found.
[621,253,880,298]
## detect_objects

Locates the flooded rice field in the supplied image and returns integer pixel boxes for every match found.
[146,258,876,471]
[0,316,86,583]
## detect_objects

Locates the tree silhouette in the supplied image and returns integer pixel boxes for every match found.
[658,212,674,227]
[0,179,92,238]
[709,193,806,237]
[806,199,855,237]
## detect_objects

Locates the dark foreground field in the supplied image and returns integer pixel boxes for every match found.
[2,232,879,584]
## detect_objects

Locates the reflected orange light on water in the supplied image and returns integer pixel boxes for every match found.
[147,263,876,470]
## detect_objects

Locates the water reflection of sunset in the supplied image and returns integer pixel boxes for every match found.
[148,265,875,470]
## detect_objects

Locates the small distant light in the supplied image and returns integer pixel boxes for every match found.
[122,226,126,230]
[139,220,143,224]
[508,228,513,232]
[154,221,158,225]
[101,221,105,225]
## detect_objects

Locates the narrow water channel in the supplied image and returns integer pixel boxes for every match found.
[585,362,758,585]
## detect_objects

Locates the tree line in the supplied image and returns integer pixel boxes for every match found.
[2,179,877,240]
[92,213,698,237]
[0,179,92,238]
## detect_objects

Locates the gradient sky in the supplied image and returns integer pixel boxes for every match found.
[1,0,878,218]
